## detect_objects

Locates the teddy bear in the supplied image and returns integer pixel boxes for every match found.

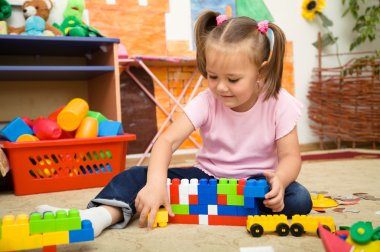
[8,0,62,35]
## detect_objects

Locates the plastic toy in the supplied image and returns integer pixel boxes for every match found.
[312,194,338,208]
[167,178,269,226]
[75,117,98,138]
[98,120,124,137]
[148,208,169,228]
[246,214,289,237]
[33,118,62,140]
[246,214,335,238]
[0,117,34,142]
[16,134,39,142]
[319,222,380,252]
[57,98,89,131]
[87,111,108,123]
[0,209,94,251]
[0,21,6,34]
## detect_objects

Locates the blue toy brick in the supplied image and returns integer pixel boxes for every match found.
[189,204,208,215]
[198,178,217,195]
[253,179,270,198]
[69,220,94,243]
[244,179,270,198]
[237,206,259,216]
[198,178,217,204]
[98,120,124,137]
[244,197,256,209]
[0,117,33,142]
[198,193,217,205]
[217,205,238,216]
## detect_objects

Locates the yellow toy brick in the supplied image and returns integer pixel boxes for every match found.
[0,21,7,35]
[149,208,169,228]
[0,214,43,251]
[2,214,29,239]
[291,214,335,236]
[43,231,69,246]
[246,214,289,237]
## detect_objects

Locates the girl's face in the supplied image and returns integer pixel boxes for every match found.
[205,48,261,112]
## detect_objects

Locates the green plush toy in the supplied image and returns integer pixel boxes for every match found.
[55,0,103,37]
[0,0,12,21]
[59,16,102,37]
[63,0,84,20]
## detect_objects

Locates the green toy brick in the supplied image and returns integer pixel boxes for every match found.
[226,179,238,195]
[227,195,244,206]
[87,111,108,123]
[171,204,189,215]
[55,209,81,231]
[30,212,56,234]
[217,178,229,195]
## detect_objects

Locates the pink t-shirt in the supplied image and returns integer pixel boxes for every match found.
[184,88,303,179]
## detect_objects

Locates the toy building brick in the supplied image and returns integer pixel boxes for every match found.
[167,178,269,226]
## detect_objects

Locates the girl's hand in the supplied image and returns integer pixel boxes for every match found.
[262,171,285,212]
[135,183,174,230]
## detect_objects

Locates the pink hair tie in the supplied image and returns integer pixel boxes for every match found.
[257,20,269,33]
[216,14,228,26]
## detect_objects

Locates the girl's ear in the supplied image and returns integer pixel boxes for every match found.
[260,60,268,69]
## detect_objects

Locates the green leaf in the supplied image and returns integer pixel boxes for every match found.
[312,33,338,49]
[317,12,334,27]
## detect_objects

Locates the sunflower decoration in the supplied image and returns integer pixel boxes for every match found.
[302,0,326,21]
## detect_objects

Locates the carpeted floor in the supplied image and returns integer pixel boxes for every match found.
[0,149,379,251]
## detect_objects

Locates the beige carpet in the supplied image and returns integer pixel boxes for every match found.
[1,150,379,252]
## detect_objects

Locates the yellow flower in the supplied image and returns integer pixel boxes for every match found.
[302,0,326,21]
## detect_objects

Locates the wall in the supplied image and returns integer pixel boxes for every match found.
[264,0,380,144]
[166,0,380,144]
[6,0,379,145]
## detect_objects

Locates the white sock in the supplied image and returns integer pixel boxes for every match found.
[36,204,112,237]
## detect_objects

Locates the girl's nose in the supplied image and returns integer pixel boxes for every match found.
[216,81,228,92]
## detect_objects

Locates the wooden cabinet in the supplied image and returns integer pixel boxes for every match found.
[0,35,121,123]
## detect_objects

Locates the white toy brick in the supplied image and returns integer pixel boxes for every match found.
[189,178,198,195]
[166,178,171,201]
[198,215,208,225]
[179,179,189,205]
[208,205,218,215]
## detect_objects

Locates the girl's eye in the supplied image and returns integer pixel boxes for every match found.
[209,75,217,80]
[229,79,239,83]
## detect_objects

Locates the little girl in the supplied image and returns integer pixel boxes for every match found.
[37,10,312,237]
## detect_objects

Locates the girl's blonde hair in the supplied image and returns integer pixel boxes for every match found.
[195,10,286,100]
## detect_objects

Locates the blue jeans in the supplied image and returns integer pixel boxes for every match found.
[88,166,312,228]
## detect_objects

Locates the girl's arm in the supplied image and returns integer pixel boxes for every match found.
[263,127,302,212]
[135,113,195,229]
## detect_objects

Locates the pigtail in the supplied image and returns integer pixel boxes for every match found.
[194,10,220,78]
[261,23,286,100]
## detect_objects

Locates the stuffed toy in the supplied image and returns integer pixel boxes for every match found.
[55,0,103,37]
[20,15,53,36]
[0,0,11,20]
[8,0,62,35]
[20,15,45,36]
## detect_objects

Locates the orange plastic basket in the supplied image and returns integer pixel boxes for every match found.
[1,134,136,195]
